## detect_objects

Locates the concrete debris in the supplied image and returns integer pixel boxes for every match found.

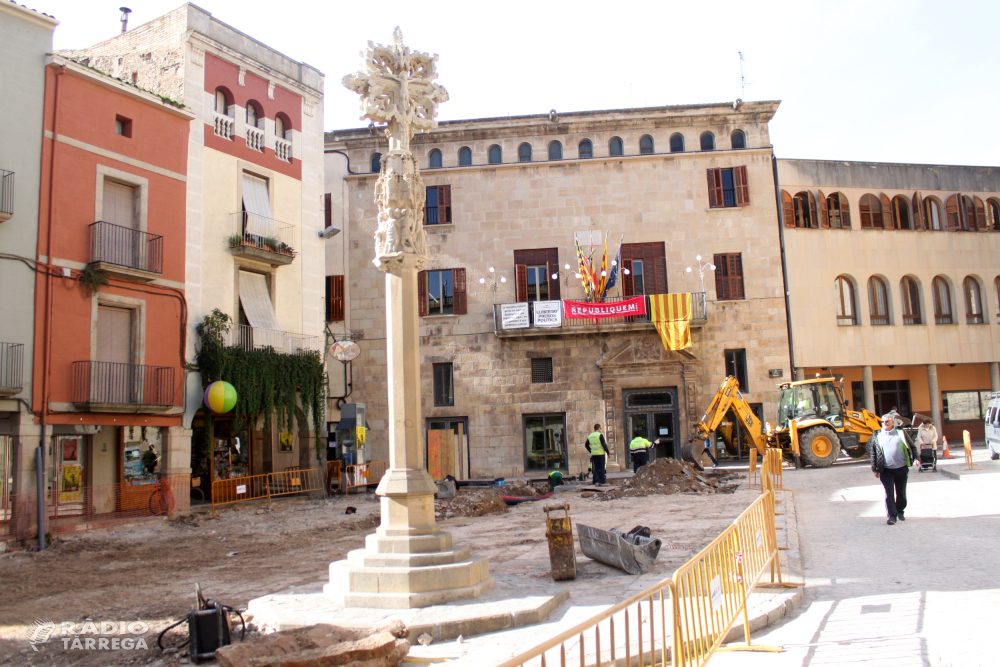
[598,459,742,501]
[416,633,433,646]
[434,487,508,519]
[215,620,410,667]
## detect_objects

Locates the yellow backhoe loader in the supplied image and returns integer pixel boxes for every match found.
[682,376,882,468]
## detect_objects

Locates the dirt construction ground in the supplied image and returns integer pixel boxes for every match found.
[0,466,750,667]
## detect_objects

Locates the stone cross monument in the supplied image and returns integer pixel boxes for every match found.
[326,29,494,608]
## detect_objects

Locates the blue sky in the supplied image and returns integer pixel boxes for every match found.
[39,0,1000,166]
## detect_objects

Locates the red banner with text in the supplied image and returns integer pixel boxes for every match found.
[563,296,647,319]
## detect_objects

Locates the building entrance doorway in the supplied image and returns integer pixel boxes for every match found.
[852,380,912,421]
[623,388,677,461]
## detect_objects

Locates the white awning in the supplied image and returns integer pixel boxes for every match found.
[242,174,272,237]
[239,271,281,332]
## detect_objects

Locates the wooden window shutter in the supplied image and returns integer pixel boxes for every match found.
[871,195,884,229]
[881,194,894,229]
[643,242,667,295]
[945,194,961,231]
[713,253,729,301]
[452,268,467,314]
[621,259,634,296]
[818,190,829,228]
[326,275,344,321]
[734,166,750,206]
[423,187,430,225]
[782,191,795,228]
[324,193,332,229]
[974,196,987,231]
[515,264,528,302]
[912,192,924,230]
[441,185,452,224]
[707,169,723,208]
[729,254,745,299]
[546,248,561,300]
[860,195,872,228]
[807,191,818,229]
[840,194,851,229]
[417,270,428,316]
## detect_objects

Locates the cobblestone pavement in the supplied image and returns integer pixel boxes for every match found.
[711,448,1000,667]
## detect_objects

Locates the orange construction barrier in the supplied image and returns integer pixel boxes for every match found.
[941,436,951,458]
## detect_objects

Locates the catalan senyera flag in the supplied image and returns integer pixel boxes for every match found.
[595,232,610,299]
[648,293,693,351]
[574,233,592,299]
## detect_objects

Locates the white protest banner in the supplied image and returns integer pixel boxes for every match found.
[500,302,530,329]
[532,300,563,328]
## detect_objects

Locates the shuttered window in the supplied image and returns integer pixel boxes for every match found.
[707,167,749,208]
[425,185,452,225]
[964,277,984,324]
[239,271,281,332]
[932,276,953,324]
[531,358,553,384]
[514,248,561,303]
[835,276,857,325]
[621,243,667,296]
[868,277,890,325]
[859,194,883,229]
[96,306,133,363]
[901,277,922,325]
[713,253,745,301]
[103,180,136,229]
[326,275,344,322]
[417,268,467,316]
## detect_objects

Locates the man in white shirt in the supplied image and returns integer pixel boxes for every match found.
[870,413,917,525]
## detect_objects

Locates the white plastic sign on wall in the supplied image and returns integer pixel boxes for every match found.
[500,302,529,329]
[236,484,247,495]
[532,300,562,327]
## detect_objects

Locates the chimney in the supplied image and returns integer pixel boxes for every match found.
[119,7,132,33]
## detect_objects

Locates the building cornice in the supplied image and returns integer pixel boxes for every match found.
[1,0,58,29]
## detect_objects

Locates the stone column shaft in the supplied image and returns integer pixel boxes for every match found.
[990,362,1000,393]
[862,365,875,413]
[927,364,942,443]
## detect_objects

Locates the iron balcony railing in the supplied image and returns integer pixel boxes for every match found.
[224,324,321,355]
[230,212,296,258]
[0,343,24,395]
[89,221,164,274]
[0,169,13,221]
[72,361,174,407]
[493,292,708,333]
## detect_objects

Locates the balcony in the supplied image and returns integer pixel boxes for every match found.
[0,343,24,397]
[89,221,163,281]
[224,324,321,355]
[275,137,292,163]
[246,126,265,152]
[492,292,708,338]
[213,112,234,140]
[72,361,174,412]
[0,169,12,222]
[229,212,296,266]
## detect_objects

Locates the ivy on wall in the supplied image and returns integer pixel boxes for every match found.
[196,309,326,456]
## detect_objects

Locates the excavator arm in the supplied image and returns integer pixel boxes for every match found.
[690,377,770,456]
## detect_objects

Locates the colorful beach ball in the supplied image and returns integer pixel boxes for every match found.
[204,381,237,414]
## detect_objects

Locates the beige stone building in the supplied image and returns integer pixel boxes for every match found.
[325,102,792,477]
[777,159,1000,442]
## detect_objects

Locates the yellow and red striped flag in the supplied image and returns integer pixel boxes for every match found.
[648,293,693,350]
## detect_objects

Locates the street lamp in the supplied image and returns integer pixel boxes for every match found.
[478,266,507,304]
[686,254,715,294]
[549,263,576,292]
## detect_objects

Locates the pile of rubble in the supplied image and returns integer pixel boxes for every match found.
[597,459,742,501]
[434,487,509,519]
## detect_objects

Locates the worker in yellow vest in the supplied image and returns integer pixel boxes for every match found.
[629,432,653,473]
[584,424,609,485]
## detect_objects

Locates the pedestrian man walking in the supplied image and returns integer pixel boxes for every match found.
[629,432,653,473]
[870,413,918,525]
[585,424,609,485]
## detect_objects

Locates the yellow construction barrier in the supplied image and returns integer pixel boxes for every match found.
[963,430,977,470]
[344,461,387,495]
[269,468,325,498]
[211,473,270,518]
[748,448,758,488]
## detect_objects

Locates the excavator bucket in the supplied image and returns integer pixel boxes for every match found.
[681,441,708,469]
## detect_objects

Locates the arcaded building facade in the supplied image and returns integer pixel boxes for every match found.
[325,102,793,478]
[778,159,1000,441]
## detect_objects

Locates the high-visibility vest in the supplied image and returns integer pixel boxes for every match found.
[630,436,652,451]
[588,431,606,456]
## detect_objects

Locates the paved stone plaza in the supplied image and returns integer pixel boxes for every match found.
[711,448,999,667]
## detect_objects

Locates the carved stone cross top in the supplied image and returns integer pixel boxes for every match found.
[343,27,450,153]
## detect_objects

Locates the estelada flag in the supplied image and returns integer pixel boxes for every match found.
[574,233,592,299]
[649,293,693,351]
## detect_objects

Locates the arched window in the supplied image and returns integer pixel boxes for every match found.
[731,130,746,149]
[826,192,851,229]
[964,277,984,324]
[961,195,977,230]
[518,143,532,162]
[214,88,229,115]
[901,277,921,325]
[891,195,911,230]
[274,115,286,139]
[458,146,472,166]
[792,191,815,228]
[868,276,890,325]
[924,198,942,230]
[370,152,382,173]
[488,145,502,165]
[932,276,952,324]
[609,137,623,156]
[548,141,562,160]
[428,149,442,168]
[669,133,684,153]
[700,132,715,151]
[835,276,857,325]
[859,194,884,229]
[578,139,593,159]
[639,135,654,155]
[989,199,1000,231]
[246,101,260,128]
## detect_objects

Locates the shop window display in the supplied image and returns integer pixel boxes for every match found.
[213,419,251,480]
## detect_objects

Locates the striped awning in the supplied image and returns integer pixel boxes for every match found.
[239,271,281,332]
[242,174,272,237]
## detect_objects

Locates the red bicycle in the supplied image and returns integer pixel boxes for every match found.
[148,474,175,516]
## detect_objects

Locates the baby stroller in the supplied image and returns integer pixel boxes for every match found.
[917,447,937,473]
